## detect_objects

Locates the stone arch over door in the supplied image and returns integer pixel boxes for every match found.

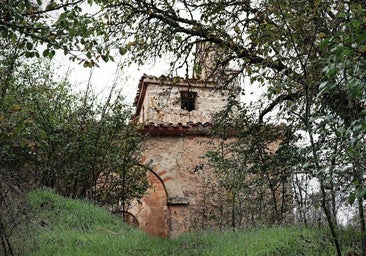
[127,157,190,237]
[140,156,186,199]
[127,171,168,237]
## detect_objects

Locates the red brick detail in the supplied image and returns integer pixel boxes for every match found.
[162,176,173,183]
[157,170,167,177]
[140,155,147,164]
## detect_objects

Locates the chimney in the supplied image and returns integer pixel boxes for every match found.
[193,42,221,80]
[193,42,239,89]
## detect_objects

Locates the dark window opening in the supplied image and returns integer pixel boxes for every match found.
[180,91,197,112]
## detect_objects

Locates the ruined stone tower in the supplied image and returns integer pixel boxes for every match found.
[128,72,235,237]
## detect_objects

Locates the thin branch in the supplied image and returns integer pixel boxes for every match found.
[258,92,302,123]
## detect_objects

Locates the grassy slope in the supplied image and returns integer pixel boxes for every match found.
[11,189,340,255]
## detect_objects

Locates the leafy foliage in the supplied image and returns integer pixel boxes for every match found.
[0,58,148,254]
[1,59,146,198]
[207,100,298,227]
[0,0,111,65]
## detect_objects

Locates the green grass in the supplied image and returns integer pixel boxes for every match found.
[9,189,353,255]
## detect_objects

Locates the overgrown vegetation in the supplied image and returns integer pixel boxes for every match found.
[0,58,147,255]
[1,0,365,255]
[206,100,297,228]
[11,189,358,256]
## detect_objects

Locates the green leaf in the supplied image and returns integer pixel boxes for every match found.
[356,188,366,199]
[349,192,356,205]
[302,162,309,169]
[119,47,127,55]
[39,129,47,139]
[336,127,346,137]
[324,115,333,123]
[352,124,362,133]
[101,55,108,62]
[59,12,68,21]
[42,49,49,58]
[360,109,366,116]
[26,42,33,51]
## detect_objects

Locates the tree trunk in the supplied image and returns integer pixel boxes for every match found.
[320,184,342,256]
[231,196,236,229]
[357,197,366,256]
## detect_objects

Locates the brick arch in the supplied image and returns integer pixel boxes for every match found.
[140,156,185,199]
[128,156,190,237]
[127,170,169,237]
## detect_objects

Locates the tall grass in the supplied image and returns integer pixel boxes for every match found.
[163,226,337,256]
[10,189,354,255]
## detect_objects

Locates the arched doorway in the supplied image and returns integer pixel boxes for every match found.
[127,171,169,237]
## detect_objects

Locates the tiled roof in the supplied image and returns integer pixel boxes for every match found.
[139,122,213,136]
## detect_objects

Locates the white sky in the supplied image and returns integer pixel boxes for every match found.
[48,2,263,107]
[53,53,174,106]
[53,52,263,111]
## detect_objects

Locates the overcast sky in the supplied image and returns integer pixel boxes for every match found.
[52,49,263,112]
[53,52,174,105]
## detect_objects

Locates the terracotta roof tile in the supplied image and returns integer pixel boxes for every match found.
[140,122,213,136]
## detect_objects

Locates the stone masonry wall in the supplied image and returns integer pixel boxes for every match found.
[138,83,230,125]
[127,135,223,237]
